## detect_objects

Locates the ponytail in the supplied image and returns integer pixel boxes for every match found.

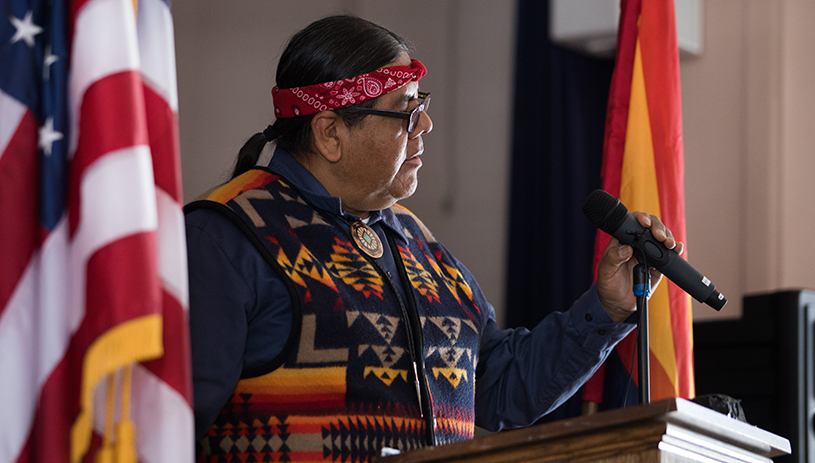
[231,125,278,179]
[230,16,408,180]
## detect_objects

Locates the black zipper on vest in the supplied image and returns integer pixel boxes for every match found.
[327,215,437,446]
[372,256,425,418]
[382,232,436,446]
[351,229,436,446]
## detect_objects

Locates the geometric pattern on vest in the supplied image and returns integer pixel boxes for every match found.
[192,169,484,461]
[326,237,384,300]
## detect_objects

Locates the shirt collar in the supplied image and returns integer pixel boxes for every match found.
[267,148,408,242]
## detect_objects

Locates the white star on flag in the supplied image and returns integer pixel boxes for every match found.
[44,45,59,79]
[9,11,43,48]
[38,117,63,156]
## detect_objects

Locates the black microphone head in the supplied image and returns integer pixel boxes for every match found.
[582,190,629,235]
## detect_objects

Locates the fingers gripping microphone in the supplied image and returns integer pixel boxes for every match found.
[582,190,727,311]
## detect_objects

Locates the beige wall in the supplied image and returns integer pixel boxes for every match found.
[680,1,742,321]
[174,0,815,326]
[683,0,815,321]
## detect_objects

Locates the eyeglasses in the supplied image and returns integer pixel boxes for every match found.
[354,92,431,133]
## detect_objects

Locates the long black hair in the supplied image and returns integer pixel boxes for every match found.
[231,15,409,179]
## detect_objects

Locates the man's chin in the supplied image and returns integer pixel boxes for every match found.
[397,176,419,200]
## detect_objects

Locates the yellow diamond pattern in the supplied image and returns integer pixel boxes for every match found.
[424,256,461,304]
[442,263,474,300]
[399,246,440,304]
[325,238,384,299]
[275,241,337,292]
[432,367,469,389]
[363,367,408,386]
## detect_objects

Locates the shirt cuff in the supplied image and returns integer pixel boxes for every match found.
[568,283,636,350]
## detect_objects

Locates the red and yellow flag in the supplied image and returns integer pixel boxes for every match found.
[584,0,694,403]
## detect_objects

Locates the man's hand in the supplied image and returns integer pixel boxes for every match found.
[596,212,684,323]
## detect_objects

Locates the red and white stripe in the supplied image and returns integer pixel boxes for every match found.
[0,0,193,460]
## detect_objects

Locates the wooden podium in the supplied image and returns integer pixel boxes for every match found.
[375,398,791,463]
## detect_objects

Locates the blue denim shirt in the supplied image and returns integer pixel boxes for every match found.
[186,148,635,439]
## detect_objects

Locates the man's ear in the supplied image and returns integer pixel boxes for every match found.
[311,111,345,163]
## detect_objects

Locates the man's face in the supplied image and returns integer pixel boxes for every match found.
[336,53,433,215]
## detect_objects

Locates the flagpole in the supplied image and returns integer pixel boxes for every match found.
[633,260,650,404]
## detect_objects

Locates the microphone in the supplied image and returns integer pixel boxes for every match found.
[582,189,727,310]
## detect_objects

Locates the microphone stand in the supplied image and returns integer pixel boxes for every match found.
[633,253,650,405]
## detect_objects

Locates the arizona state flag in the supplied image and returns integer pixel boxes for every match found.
[583,0,694,405]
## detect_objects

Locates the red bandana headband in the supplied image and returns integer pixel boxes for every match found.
[272,59,427,118]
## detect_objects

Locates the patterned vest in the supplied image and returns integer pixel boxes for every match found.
[190,169,484,463]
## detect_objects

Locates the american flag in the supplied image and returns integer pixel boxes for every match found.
[0,0,193,460]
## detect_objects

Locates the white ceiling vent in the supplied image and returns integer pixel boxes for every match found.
[549,0,703,59]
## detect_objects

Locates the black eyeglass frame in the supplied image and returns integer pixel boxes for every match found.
[352,92,430,133]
